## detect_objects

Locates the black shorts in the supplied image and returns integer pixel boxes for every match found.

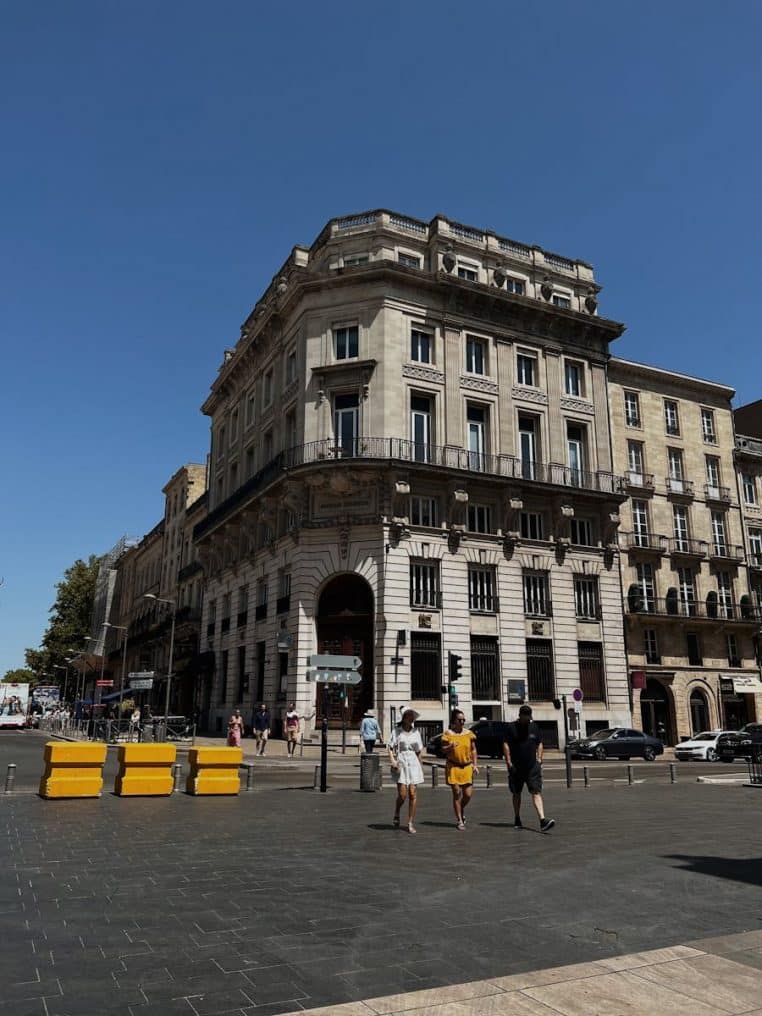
[509,763,542,795]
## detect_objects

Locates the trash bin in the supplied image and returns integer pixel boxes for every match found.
[360,752,381,792]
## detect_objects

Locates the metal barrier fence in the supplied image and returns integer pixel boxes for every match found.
[37,716,195,744]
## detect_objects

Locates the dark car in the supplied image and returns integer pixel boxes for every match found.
[427,720,512,759]
[716,723,762,763]
[568,727,663,761]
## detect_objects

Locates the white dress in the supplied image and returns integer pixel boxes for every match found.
[390,727,424,785]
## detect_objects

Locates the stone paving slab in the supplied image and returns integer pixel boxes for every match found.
[1,778,761,1013]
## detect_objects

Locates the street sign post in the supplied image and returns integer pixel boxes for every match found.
[306,669,362,685]
[96,680,114,688]
[130,678,154,691]
[307,654,362,671]
[129,671,155,682]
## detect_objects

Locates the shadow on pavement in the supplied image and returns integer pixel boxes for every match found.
[666,854,762,888]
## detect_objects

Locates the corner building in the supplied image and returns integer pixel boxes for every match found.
[609,361,762,742]
[195,210,631,743]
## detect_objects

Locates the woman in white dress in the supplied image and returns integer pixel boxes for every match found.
[388,707,424,834]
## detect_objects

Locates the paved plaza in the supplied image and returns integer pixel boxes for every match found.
[1,730,761,1014]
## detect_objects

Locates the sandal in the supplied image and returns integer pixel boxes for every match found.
[408,822,417,835]
[457,821,465,831]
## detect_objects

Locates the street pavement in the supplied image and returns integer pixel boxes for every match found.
[0,729,761,1014]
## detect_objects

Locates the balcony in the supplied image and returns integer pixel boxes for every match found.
[665,477,694,499]
[624,471,655,493]
[709,543,744,564]
[411,591,443,610]
[194,438,626,542]
[669,537,708,560]
[626,597,762,623]
[255,603,268,621]
[237,611,248,629]
[705,484,731,505]
[276,595,291,615]
[621,532,667,555]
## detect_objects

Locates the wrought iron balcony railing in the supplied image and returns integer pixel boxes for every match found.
[669,537,708,558]
[621,532,667,553]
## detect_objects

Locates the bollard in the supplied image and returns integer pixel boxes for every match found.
[243,762,255,792]
[431,765,439,788]
[669,763,677,784]
[5,764,16,794]
[485,765,492,788]
[583,765,590,788]
[627,764,633,785]
[172,762,183,793]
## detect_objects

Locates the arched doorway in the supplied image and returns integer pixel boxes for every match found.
[689,688,710,734]
[640,678,674,744]
[316,574,374,727]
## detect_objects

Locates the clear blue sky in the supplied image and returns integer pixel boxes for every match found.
[2,1,761,672]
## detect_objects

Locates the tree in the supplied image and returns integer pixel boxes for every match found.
[3,668,36,685]
[24,556,100,681]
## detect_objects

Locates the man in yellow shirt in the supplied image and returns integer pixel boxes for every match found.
[441,709,479,830]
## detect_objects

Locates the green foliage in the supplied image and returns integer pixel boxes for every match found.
[24,556,100,680]
[2,668,36,686]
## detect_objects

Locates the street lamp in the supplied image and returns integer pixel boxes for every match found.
[143,594,176,736]
[102,623,129,713]
[97,621,111,704]
[52,663,69,704]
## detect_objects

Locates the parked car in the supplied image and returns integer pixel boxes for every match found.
[716,723,762,763]
[427,720,512,759]
[568,728,664,761]
[674,730,730,762]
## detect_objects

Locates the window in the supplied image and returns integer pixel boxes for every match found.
[334,393,359,455]
[567,424,586,485]
[410,633,441,699]
[466,337,486,375]
[285,349,297,384]
[632,500,650,545]
[399,251,421,268]
[686,632,703,667]
[411,328,432,364]
[624,391,641,428]
[278,652,288,699]
[505,276,525,295]
[743,474,757,505]
[221,592,232,624]
[523,572,550,617]
[677,567,696,614]
[255,641,266,702]
[410,561,440,608]
[551,293,571,309]
[564,361,582,397]
[701,408,717,443]
[245,445,255,480]
[727,634,740,667]
[635,563,655,611]
[667,447,684,481]
[334,325,359,360]
[229,460,238,495]
[672,505,690,551]
[711,511,727,554]
[469,567,497,612]
[263,429,273,463]
[578,642,605,702]
[216,426,226,461]
[526,639,554,700]
[230,409,239,444]
[627,441,645,482]
[516,352,537,386]
[263,370,273,407]
[520,511,544,541]
[285,410,297,450]
[410,496,437,527]
[343,253,369,267]
[705,456,721,494]
[236,645,248,703]
[644,629,660,665]
[570,518,594,546]
[411,394,433,462]
[471,636,500,700]
[255,578,268,620]
[749,528,762,565]
[518,415,539,478]
[717,571,734,618]
[457,263,477,281]
[238,584,249,627]
[574,577,599,620]
[467,503,492,533]
[218,649,229,703]
[466,404,487,470]
[664,399,680,436]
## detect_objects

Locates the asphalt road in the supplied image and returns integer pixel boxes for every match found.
[1,730,751,793]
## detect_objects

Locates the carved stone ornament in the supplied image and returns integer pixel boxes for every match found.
[493,267,506,288]
[585,292,598,314]
[559,396,594,415]
[540,276,553,301]
[447,525,465,554]
[402,363,445,385]
[442,247,456,273]
[338,520,350,559]
[460,375,499,395]
[512,385,548,405]
[418,614,432,629]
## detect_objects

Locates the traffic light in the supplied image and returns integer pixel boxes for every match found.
[449,685,459,708]
[448,652,463,682]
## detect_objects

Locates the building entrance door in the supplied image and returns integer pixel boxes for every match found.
[315,574,373,727]
[689,689,710,734]
[640,678,674,744]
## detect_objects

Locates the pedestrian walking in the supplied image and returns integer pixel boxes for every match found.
[441,709,479,830]
[360,708,381,754]
[227,708,245,747]
[503,705,554,833]
[284,702,301,756]
[388,707,424,833]
[252,703,271,756]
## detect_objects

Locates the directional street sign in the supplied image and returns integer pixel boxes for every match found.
[96,680,114,688]
[129,671,155,682]
[130,679,154,690]
[306,669,362,685]
[307,654,362,671]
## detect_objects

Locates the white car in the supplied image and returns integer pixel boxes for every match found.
[674,730,730,762]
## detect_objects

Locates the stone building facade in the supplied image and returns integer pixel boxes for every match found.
[194,209,632,743]
[609,360,762,742]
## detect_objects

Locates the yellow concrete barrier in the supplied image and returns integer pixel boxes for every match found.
[39,741,107,799]
[185,746,242,795]
[115,743,176,797]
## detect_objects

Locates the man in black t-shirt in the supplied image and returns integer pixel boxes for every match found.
[502,705,555,833]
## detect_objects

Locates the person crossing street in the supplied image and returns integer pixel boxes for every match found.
[502,705,555,833]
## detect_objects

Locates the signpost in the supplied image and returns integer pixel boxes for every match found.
[307,654,363,790]
[130,678,154,691]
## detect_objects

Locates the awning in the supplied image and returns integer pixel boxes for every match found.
[727,675,762,695]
